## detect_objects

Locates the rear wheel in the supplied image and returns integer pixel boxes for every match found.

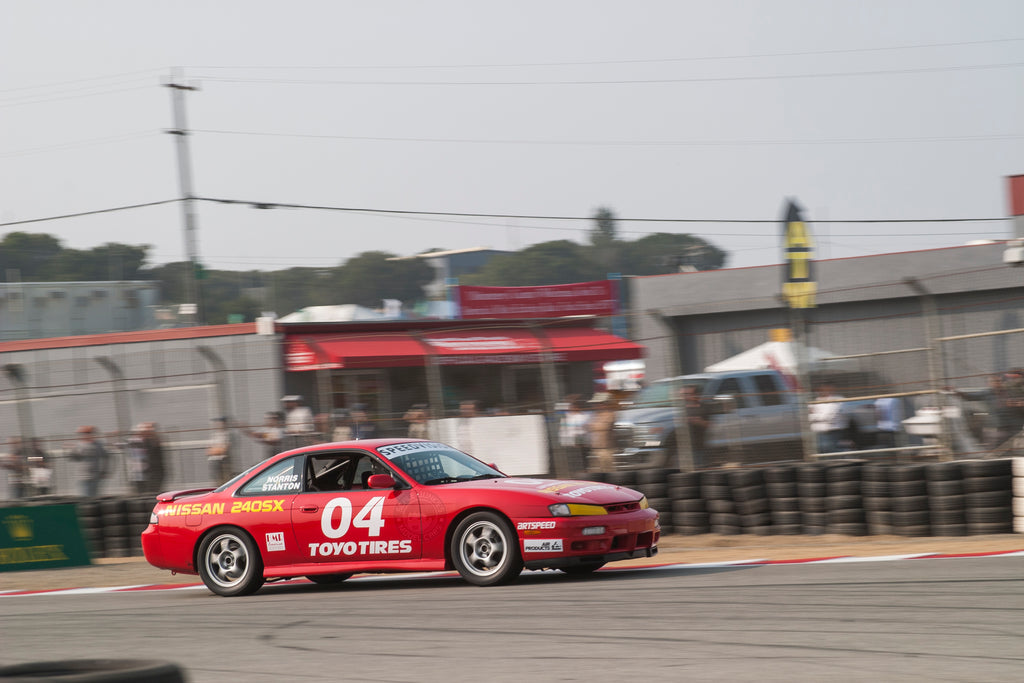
[450,512,523,586]
[197,528,265,597]
[306,573,353,585]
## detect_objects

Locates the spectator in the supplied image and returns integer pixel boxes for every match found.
[70,426,110,498]
[457,400,477,454]
[245,411,284,460]
[207,417,235,483]
[680,385,711,465]
[403,403,429,439]
[808,384,847,454]
[874,396,903,449]
[26,438,52,496]
[281,395,315,435]
[331,409,353,441]
[958,373,1022,449]
[140,422,166,493]
[2,437,28,500]
[559,395,590,476]
[126,425,147,494]
[350,404,377,440]
[586,393,617,473]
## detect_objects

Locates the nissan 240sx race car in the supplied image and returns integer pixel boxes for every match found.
[142,439,660,595]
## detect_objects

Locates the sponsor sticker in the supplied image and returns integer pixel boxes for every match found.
[517,521,557,530]
[308,539,413,557]
[563,485,614,498]
[266,532,286,552]
[524,538,563,553]
[377,442,459,457]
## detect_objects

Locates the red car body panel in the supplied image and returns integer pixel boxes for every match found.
[142,438,659,584]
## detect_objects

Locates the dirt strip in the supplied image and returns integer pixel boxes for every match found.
[2,533,1021,593]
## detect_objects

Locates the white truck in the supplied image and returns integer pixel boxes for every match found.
[612,369,805,469]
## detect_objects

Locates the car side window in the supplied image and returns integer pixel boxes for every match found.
[239,457,302,496]
[753,374,784,406]
[306,454,357,492]
[717,378,749,409]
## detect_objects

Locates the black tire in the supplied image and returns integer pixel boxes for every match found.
[584,471,610,483]
[667,471,702,488]
[828,479,861,496]
[672,499,705,514]
[796,465,826,483]
[676,526,710,536]
[931,523,968,537]
[927,480,963,497]
[966,520,1013,534]
[929,510,966,525]
[769,496,800,512]
[800,497,826,514]
[863,496,890,511]
[732,485,767,503]
[961,459,1011,478]
[450,511,523,586]
[0,659,186,682]
[668,485,701,500]
[825,462,863,482]
[802,511,827,527]
[306,573,354,585]
[772,511,802,526]
[710,524,742,535]
[929,494,966,512]
[888,465,927,482]
[641,482,668,499]
[709,512,741,527]
[197,527,265,597]
[702,484,732,500]
[891,495,929,513]
[746,525,773,536]
[728,469,764,488]
[741,512,772,528]
[676,512,710,526]
[763,466,797,484]
[647,498,671,515]
[861,481,890,498]
[965,506,1013,525]
[773,524,804,535]
[890,480,928,497]
[737,498,770,516]
[828,522,868,536]
[766,481,798,499]
[963,475,1012,493]
[862,463,892,481]
[606,470,638,487]
[706,499,735,514]
[966,490,1012,508]
[925,462,962,481]
[637,468,674,485]
[701,470,729,486]
[891,510,929,527]
[893,524,930,537]
[826,495,863,511]
[827,509,865,524]
[798,482,827,498]
[560,562,606,575]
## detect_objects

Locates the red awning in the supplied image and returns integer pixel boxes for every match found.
[284,326,643,371]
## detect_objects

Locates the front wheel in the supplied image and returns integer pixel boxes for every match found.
[450,512,523,586]
[197,528,265,597]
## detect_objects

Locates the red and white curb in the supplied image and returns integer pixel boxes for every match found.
[2,549,1022,598]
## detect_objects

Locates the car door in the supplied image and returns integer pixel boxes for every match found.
[232,455,304,566]
[291,450,422,565]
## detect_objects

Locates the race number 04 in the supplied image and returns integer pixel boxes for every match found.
[321,496,386,538]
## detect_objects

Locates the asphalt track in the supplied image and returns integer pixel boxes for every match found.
[2,557,1023,682]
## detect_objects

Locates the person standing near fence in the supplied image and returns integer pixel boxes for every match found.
[245,411,284,460]
[139,422,166,493]
[70,426,110,498]
[281,395,315,449]
[207,417,235,484]
[809,384,847,454]
[2,437,28,500]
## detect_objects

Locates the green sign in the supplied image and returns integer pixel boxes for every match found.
[0,504,92,572]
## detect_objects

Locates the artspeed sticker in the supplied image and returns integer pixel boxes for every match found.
[517,521,557,530]
[524,539,563,553]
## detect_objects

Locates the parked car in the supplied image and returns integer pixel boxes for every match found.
[613,369,804,469]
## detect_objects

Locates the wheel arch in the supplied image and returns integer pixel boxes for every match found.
[193,524,265,575]
[442,506,517,570]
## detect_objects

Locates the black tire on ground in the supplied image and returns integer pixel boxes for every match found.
[796,465,826,483]
[826,495,863,511]
[746,525,773,536]
[963,475,1012,494]
[773,524,804,535]
[676,525,711,536]
[709,525,742,535]
[732,485,767,503]
[965,490,1012,508]
[828,479,861,496]
[891,510,930,527]
[965,506,1013,525]
[667,471,702,488]
[931,523,968,536]
[927,480,963,497]
[728,469,764,488]
[701,484,732,500]
[893,524,930,537]
[861,481,890,498]
[925,462,962,481]
[450,511,523,586]
[798,482,827,498]
[827,509,865,524]
[306,573,354,585]
[709,512,741,527]
[737,498,770,516]
[890,495,929,513]
[741,512,771,528]
[560,562,606,575]
[965,520,1013,534]
[637,468,674,486]
[769,496,800,512]
[672,499,706,514]
[825,462,863,482]
[197,527,266,597]
[799,497,827,514]
[647,498,671,516]
[706,499,735,514]
[889,480,928,497]
[888,465,927,482]
[928,494,966,512]
[862,496,890,512]
[0,659,186,683]
[960,459,1012,478]
[929,509,966,525]
[676,512,710,526]
[771,511,802,526]
[766,481,798,499]
[801,512,828,527]
[862,463,892,481]
[701,470,730,486]
[828,522,868,536]
[763,466,797,484]
[668,485,702,500]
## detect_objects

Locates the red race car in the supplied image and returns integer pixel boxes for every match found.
[142,439,659,596]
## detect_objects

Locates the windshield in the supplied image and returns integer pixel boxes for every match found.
[376,441,504,485]
[630,378,708,408]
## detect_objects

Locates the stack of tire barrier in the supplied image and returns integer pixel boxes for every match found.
[825,460,866,536]
[862,463,892,535]
[633,468,673,533]
[702,469,740,535]
[796,463,827,535]
[729,468,772,535]
[668,471,708,535]
[963,459,1013,534]
[99,498,131,557]
[764,465,802,535]
[68,496,155,559]
[890,464,930,536]
[74,499,105,557]
[926,461,966,536]
[1015,458,1024,534]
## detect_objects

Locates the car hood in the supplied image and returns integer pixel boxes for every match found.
[614,406,672,425]
[450,477,642,505]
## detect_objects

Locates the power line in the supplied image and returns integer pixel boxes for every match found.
[198,61,1024,88]
[0,131,157,159]
[0,69,161,95]
[194,127,1024,148]
[0,83,154,109]
[186,37,1024,71]
[0,199,180,228]
[196,195,1009,225]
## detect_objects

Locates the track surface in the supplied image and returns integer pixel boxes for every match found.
[2,557,1022,682]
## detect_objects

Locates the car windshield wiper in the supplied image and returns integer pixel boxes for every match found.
[464,473,503,481]
[422,476,461,485]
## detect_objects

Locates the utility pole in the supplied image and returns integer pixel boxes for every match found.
[164,68,203,325]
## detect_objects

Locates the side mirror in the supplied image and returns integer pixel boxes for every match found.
[367,473,397,489]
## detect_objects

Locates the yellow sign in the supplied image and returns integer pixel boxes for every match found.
[782,201,817,308]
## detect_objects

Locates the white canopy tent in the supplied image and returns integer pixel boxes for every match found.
[704,340,849,374]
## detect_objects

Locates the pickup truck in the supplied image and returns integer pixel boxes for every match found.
[612,369,804,469]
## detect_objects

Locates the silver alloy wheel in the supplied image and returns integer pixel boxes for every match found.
[457,519,508,578]
[204,532,250,589]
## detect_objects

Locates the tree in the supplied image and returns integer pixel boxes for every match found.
[332,251,434,308]
[620,233,727,275]
[590,206,618,248]
[0,232,63,280]
[461,240,604,286]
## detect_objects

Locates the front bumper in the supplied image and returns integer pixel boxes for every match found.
[516,509,660,571]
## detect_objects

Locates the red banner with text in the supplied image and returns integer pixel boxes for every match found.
[457,280,619,319]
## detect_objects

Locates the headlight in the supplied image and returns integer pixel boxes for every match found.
[548,503,608,517]
[639,496,649,509]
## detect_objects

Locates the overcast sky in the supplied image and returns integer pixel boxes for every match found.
[2,1,1022,276]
